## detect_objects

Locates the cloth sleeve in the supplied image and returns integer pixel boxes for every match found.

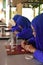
[33,50,43,63]
[17,28,33,40]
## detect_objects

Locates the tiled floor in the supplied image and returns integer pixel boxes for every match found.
[0,40,42,65]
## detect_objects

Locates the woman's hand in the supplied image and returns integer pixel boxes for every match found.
[24,45,36,53]
[21,40,36,53]
[21,40,26,49]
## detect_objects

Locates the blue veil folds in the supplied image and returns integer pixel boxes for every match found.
[31,13,43,50]
[16,16,31,28]
[11,15,22,32]
[13,14,21,22]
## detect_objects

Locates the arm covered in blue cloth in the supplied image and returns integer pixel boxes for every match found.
[28,38,43,63]
[16,28,33,40]
[33,50,43,63]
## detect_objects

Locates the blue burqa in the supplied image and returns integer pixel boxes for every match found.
[11,15,33,39]
[32,13,43,63]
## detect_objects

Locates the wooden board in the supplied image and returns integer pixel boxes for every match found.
[5,45,30,55]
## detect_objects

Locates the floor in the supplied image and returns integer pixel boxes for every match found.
[0,40,43,65]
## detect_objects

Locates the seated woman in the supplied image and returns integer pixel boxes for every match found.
[21,13,43,63]
[11,14,33,40]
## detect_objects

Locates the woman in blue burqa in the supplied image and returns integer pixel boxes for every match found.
[22,13,43,63]
[11,14,33,40]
